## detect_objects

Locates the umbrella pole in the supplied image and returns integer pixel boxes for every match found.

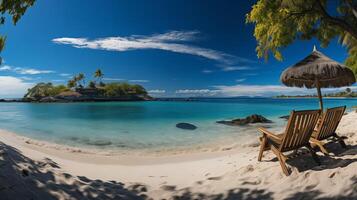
[316,81,323,111]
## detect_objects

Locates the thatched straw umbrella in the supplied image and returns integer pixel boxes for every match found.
[280,46,356,111]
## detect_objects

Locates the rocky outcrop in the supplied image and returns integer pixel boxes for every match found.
[176,123,197,130]
[279,115,290,120]
[217,114,273,126]
[55,91,83,100]
[39,96,58,103]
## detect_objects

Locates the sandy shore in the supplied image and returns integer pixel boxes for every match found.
[0,112,356,199]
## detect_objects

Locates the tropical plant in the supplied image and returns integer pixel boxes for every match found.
[77,73,85,88]
[103,83,122,97]
[94,69,103,83]
[67,79,76,89]
[131,84,148,95]
[52,84,69,95]
[24,83,69,100]
[103,82,148,97]
[88,81,96,89]
[0,0,35,64]
[246,0,357,76]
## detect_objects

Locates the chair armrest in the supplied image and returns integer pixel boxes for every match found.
[258,127,282,141]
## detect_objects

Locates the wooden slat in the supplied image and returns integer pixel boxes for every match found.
[280,109,321,152]
[314,106,345,140]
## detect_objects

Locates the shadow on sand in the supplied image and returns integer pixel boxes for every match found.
[0,141,356,200]
[0,142,147,200]
[166,142,357,200]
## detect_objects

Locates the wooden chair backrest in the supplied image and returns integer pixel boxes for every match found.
[280,109,321,152]
[315,106,346,140]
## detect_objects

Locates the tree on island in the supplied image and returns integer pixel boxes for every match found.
[67,73,86,89]
[24,83,68,100]
[0,0,35,64]
[77,73,85,88]
[67,79,77,89]
[246,0,357,76]
[94,69,104,86]
[104,83,147,97]
[22,69,151,101]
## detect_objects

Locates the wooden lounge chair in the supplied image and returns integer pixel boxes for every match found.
[258,109,321,176]
[310,106,347,155]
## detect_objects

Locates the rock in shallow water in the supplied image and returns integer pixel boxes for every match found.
[279,115,290,120]
[86,140,112,146]
[176,123,197,130]
[217,114,272,126]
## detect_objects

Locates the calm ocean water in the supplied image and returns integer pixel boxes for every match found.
[0,98,356,152]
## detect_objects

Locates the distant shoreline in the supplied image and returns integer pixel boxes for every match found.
[1,96,357,103]
[274,96,357,99]
[0,96,152,103]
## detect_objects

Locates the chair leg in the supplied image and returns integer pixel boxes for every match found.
[333,133,347,148]
[306,145,321,165]
[271,146,290,176]
[258,136,267,161]
[310,138,329,155]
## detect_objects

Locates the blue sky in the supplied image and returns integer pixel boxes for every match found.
[0,0,353,98]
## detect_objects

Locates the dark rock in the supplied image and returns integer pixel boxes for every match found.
[22,169,29,177]
[39,96,58,102]
[176,123,197,130]
[55,91,83,100]
[217,114,273,126]
[280,115,290,120]
[86,140,112,146]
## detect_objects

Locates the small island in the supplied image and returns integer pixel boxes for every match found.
[13,69,152,103]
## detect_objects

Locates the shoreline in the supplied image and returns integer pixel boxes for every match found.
[0,129,259,165]
[0,112,356,199]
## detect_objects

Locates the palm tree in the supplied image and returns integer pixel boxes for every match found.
[77,73,85,88]
[67,79,76,89]
[94,69,104,85]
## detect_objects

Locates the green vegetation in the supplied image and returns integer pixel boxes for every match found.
[104,82,147,97]
[277,88,357,98]
[24,69,150,101]
[24,83,69,100]
[0,0,35,64]
[246,0,357,76]
[94,69,104,86]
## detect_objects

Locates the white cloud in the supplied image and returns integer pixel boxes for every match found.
[236,78,246,82]
[220,65,252,71]
[14,68,54,75]
[174,85,357,97]
[103,77,124,81]
[176,89,220,95]
[212,85,310,97]
[244,73,258,76]
[59,73,72,77]
[202,69,213,73]
[148,89,166,94]
[0,65,12,71]
[52,31,255,72]
[19,76,40,81]
[0,76,33,98]
[129,79,150,83]
[0,65,55,75]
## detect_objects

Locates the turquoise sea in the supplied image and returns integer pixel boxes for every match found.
[0,98,356,153]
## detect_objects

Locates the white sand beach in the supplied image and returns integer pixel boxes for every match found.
[0,112,356,200]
